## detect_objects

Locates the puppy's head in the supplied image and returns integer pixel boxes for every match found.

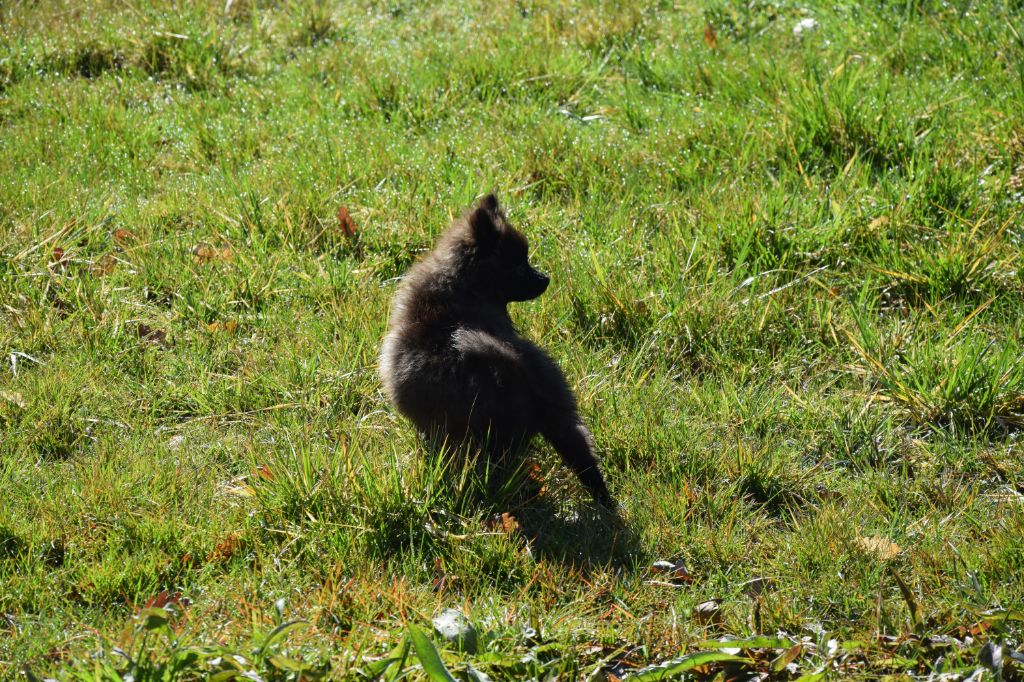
[469,194,550,302]
[450,194,550,302]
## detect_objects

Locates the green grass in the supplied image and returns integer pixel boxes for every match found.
[2,0,1024,679]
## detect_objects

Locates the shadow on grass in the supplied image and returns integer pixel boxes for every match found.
[514,496,641,573]
[417,442,642,573]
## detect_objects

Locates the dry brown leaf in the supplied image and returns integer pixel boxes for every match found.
[192,244,214,263]
[192,244,232,264]
[50,246,69,272]
[741,576,775,598]
[651,559,693,583]
[337,205,357,238]
[113,228,135,245]
[692,599,724,627]
[704,22,718,48]
[206,320,238,334]
[0,390,26,409]
[431,556,462,592]
[524,460,549,497]
[143,589,189,610]
[92,253,117,276]
[526,461,543,481]
[483,512,521,535]
[207,533,242,563]
[499,512,519,533]
[137,323,169,347]
[856,535,901,560]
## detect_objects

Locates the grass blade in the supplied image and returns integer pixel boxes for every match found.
[626,651,749,680]
[889,567,923,628]
[408,625,458,682]
[258,620,309,658]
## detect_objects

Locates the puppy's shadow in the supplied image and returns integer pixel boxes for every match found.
[420,445,641,573]
[472,458,640,572]
[511,493,640,573]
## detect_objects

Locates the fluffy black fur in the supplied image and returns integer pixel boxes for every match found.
[379,194,614,507]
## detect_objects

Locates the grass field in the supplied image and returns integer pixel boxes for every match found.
[2,0,1024,679]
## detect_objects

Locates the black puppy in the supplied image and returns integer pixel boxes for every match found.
[379,194,614,507]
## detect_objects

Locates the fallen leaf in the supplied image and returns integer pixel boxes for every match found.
[137,324,169,347]
[484,512,520,534]
[50,246,69,272]
[143,590,189,611]
[113,228,135,245]
[207,533,242,563]
[337,206,357,238]
[652,559,693,583]
[692,599,724,627]
[92,253,117,276]
[431,557,452,592]
[192,244,232,264]
[0,391,26,409]
[523,460,549,497]
[192,244,214,263]
[527,461,544,481]
[206,320,237,334]
[704,22,718,48]
[500,512,519,533]
[43,646,72,663]
[966,621,989,637]
[741,576,775,599]
[856,535,901,561]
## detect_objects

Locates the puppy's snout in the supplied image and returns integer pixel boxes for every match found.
[534,270,550,293]
[510,265,551,302]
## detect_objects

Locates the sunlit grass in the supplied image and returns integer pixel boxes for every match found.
[2,0,1023,679]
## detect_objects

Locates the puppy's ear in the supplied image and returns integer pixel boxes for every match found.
[469,203,502,252]
[480,193,500,215]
